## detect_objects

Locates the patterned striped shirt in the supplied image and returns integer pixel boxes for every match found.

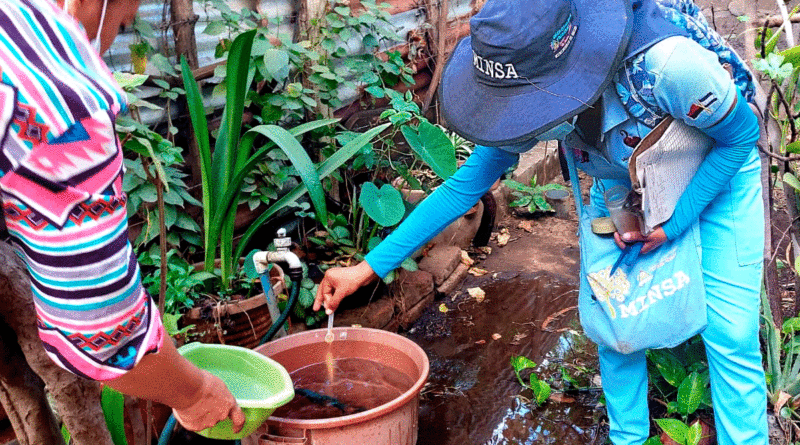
[0,0,164,380]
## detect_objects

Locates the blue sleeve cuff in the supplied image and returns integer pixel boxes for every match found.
[364,145,518,278]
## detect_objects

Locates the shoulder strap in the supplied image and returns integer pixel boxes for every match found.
[564,136,585,215]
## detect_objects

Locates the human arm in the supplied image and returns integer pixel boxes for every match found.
[628,37,759,247]
[104,335,245,432]
[313,144,519,313]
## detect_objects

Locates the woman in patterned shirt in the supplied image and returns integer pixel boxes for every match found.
[0,0,244,433]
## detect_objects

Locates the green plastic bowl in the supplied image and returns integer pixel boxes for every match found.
[178,342,294,440]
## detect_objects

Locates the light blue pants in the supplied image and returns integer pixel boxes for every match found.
[592,150,767,445]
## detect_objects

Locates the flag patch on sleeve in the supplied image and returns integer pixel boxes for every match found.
[687,92,718,119]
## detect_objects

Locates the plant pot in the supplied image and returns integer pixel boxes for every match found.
[180,264,286,349]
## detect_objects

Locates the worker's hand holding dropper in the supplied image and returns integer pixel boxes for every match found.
[313,261,379,314]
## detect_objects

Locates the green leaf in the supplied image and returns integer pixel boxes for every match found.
[365,85,385,98]
[401,121,458,180]
[532,378,551,406]
[687,420,703,445]
[504,179,535,192]
[233,123,390,260]
[367,236,383,251]
[786,141,800,154]
[181,55,212,268]
[511,356,537,371]
[677,371,704,416]
[203,20,227,35]
[642,437,664,445]
[151,53,177,77]
[113,72,148,90]
[781,44,800,69]
[359,182,405,227]
[264,49,290,82]
[647,350,687,387]
[754,53,793,81]
[783,172,800,192]
[243,249,260,279]
[61,424,71,445]
[383,269,396,285]
[655,418,688,445]
[783,317,800,334]
[101,387,128,445]
[244,125,327,224]
[400,257,418,271]
[299,287,315,308]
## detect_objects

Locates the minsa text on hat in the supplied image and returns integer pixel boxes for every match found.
[472,52,520,80]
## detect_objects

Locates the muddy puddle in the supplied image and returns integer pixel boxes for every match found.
[409,271,606,445]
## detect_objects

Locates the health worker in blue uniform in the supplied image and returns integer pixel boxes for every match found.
[314,0,767,443]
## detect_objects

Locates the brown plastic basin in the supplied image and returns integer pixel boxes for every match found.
[245,327,429,445]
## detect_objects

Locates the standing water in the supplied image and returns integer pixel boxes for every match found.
[411,272,604,444]
[273,357,415,419]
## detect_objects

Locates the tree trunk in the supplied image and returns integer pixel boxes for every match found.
[0,321,64,445]
[0,242,113,445]
[171,0,198,70]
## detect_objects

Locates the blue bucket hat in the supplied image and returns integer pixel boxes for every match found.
[440,0,633,147]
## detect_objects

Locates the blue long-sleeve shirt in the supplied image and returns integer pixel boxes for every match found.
[365,36,759,278]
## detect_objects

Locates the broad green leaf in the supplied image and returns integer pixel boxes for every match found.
[301,277,315,289]
[783,172,800,192]
[786,141,800,154]
[687,420,703,445]
[203,20,227,35]
[113,72,148,90]
[504,179,534,193]
[533,378,551,406]
[359,182,405,227]
[298,288,315,308]
[510,355,537,373]
[783,317,800,334]
[781,44,800,69]
[101,387,128,445]
[647,350,687,387]
[233,123,390,260]
[264,49,290,82]
[243,249,260,279]
[642,437,664,445]
[677,371,704,416]
[244,125,327,224]
[401,121,457,180]
[655,418,688,444]
[151,53,177,77]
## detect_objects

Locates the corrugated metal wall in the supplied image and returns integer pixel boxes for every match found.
[106,0,483,124]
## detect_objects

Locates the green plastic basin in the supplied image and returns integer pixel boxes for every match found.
[178,342,294,440]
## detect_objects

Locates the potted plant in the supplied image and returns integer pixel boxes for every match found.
[178,29,389,342]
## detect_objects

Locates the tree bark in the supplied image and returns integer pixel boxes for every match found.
[0,321,64,445]
[171,0,198,70]
[0,242,113,445]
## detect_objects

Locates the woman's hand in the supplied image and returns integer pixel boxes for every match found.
[613,227,668,255]
[313,261,378,314]
[172,370,246,432]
